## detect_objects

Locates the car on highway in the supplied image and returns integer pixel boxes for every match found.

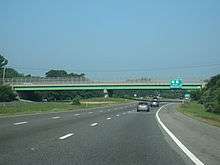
[137,101,150,112]
[150,97,159,107]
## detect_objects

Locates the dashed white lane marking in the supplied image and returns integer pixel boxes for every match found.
[59,133,74,140]
[74,114,80,116]
[156,104,204,165]
[52,116,60,119]
[116,114,120,117]
[13,121,27,125]
[122,112,126,115]
[107,117,111,120]
[90,123,98,127]
[99,110,103,112]
[88,112,93,114]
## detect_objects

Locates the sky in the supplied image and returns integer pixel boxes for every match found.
[0,0,220,81]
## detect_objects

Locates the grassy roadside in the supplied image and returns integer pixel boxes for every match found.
[0,98,131,116]
[177,102,220,127]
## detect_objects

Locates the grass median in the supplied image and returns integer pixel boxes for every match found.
[0,98,131,116]
[177,102,220,127]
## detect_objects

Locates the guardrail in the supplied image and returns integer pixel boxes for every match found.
[1,77,204,86]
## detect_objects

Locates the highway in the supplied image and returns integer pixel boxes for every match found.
[0,103,194,165]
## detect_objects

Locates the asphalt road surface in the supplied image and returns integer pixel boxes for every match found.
[0,103,194,165]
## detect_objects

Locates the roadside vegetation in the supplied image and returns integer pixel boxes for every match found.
[177,74,220,127]
[0,98,131,116]
[0,85,17,102]
[177,102,220,127]
[191,74,220,113]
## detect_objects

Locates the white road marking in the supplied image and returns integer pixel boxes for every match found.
[13,121,27,125]
[108,109,111,112]
[88,112,93,114]
[90,122,98,127]
[30,147,35,151]
[99,110,103,112]
[116,114,120,117]
[107,117,111,120]
[52,116,60,119]
[74,114,80,116]
[156,104,204,165]
[59,133,74,140]
[122,112,126,115]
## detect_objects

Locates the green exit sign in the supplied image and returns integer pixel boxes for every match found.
[170,79,183,89]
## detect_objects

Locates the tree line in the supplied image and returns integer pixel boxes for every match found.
[0,54,92,102]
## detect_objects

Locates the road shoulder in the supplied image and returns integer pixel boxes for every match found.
[158,103,220,165]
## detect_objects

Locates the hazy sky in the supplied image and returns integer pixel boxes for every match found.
[1,0,220,80]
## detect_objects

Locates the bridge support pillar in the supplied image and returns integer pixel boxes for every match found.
[103,89,113,98]
[103,89,109,98]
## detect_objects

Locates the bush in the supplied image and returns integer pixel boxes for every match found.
[0,85,17,102]
[199,74,220,113]
[70,97,81,105]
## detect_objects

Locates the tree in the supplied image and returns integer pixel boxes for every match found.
[4,68,24,78]
[0,85,17,102]
[45,70,68,77]
[0,55,8,68]
[199,74,220,113]
[45,69,85,78]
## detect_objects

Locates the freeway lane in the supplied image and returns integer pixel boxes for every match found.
[0,103,193,165]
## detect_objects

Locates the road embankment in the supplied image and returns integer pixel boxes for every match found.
[177,102,220,127]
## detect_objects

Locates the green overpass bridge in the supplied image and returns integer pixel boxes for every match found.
[3,78,204,91]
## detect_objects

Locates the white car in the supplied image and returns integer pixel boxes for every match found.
[137,102,150,112]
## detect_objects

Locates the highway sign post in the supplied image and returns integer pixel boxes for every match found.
[170,78,183,89]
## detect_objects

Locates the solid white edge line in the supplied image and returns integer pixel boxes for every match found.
[90,122,98,127]
[59,133,74,140]
[156,104,204,165]
[13,121,27,125]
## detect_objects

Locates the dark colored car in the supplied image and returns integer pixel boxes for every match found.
[137,102,150,112]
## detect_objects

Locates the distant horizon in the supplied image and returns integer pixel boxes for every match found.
[4,63,218,82]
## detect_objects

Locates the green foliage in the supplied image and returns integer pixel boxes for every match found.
[45,69,85,78]
[71,97,81,105]
[45,70,68,77]
[19,90,103,102]
[5,68,24,78]
[0,85,17,102]
[0,55,8,68]
[190,90,202,101]
[112,89,184,99]
[199,74,220,113]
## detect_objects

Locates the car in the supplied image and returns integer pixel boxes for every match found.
[42,98,48,102]
[150,98,159,107]
[137,101,150,112]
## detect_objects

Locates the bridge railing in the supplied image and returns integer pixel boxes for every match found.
[1,77,204,86]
